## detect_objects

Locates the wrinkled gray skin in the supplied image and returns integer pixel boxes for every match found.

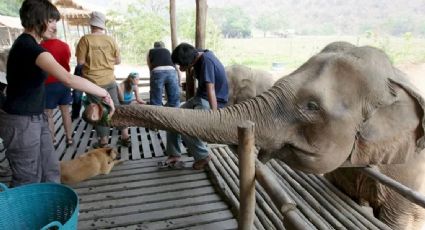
[92,42,425,229]
[226,64,275,105]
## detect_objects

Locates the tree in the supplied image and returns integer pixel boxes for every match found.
[255,12,286,37]
[108,0,222,64]
[210,6,251,38]
[0,0,23,16]
[176,8,222,50]
[108,0,168,64]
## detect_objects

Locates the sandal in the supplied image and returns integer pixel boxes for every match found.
[66,138,73,147]
[157,156,183,169]
[165,155,181,164]
[192,155,212,170]
[118,137,131,147]
[92,142,109,149]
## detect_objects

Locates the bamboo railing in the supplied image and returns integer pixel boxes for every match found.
[235,121,425,229]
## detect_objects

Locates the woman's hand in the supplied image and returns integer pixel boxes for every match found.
[102,92,115,117]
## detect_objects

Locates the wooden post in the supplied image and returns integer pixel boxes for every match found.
[360,166,425,209]
[237,121,256,230]
[256,161,313,230]
[169,0,177,50]
[76,24,81,38]
[7,28,12,45]
[61,19,67,43]
[195,0,207,49]
[185,0,207,100]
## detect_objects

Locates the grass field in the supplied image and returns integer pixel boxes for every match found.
[215,35,425,71]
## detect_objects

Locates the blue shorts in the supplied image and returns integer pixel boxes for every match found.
[45,82,72,109]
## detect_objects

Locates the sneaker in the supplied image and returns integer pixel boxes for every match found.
[118,137,131,147]
[192,155,212,170]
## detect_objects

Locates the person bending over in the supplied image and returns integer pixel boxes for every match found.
[165,43,229,170]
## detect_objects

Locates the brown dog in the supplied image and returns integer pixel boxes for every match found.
[60,147,122,185]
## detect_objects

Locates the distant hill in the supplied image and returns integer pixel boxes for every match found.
[207,0,425,36]
[63,0,425,36]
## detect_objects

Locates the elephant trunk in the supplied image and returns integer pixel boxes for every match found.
[110,104,240,144]
[108,87,288,148]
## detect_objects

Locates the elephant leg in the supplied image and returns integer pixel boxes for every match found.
[377,191,425,230]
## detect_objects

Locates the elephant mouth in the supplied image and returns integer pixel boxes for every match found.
[284,143,319,163]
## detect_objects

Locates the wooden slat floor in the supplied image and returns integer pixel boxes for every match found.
[0,107,389,229]
[208,146,390,230]
[0,109,238,230]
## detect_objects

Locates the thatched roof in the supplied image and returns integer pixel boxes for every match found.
[53,0,91,26]
[0,15,22,29]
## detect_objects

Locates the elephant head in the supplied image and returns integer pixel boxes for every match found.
[226,64,276,105]
[88,41,425,174]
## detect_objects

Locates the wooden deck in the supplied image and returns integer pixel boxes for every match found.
[0,108,390,229]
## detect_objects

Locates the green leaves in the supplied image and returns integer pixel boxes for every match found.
[107,2,222,64]
[0,0,23,16]
[107,0,168,64]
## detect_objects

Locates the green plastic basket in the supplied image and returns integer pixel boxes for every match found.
[0,183,79,230]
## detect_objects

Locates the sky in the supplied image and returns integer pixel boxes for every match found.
[75,0,249,13]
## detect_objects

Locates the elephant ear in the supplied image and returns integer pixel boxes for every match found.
[349,69,425,165]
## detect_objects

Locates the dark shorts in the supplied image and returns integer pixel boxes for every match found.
[45,82,72,109]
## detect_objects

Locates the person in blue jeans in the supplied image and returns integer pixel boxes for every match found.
[147,41,180,107]
[165,43,228,170]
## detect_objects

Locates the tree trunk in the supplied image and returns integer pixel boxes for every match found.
[169,0,177,50]
[186,0,208,100]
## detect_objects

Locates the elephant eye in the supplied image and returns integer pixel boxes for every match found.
[306,101,320,111]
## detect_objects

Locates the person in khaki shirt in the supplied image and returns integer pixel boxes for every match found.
[76,11,130,148]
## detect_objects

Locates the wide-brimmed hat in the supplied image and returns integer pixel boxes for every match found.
[90,11,106,30]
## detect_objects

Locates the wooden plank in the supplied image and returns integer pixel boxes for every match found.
[61,119,86,160]
[180,218,238,230]
[78,202,230,229]
[76,157,193,182]
[67,122,86,158]
[149,129,164,157]
[56,118,79,160]
[74,123,94,157]
[159,129,167,146]
[110,127,119,147]
[73,167,198,190]
[74,173,207,195]
[80,180,212,204]
[129,127,140,160]
[158,130,188,155]
[79,186,216,212]
[139,127,152,158]
[52,109,61,131]
[113,210,236,230]
[112,127,128,160]
[80,193,222,221]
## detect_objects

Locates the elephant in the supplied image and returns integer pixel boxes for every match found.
[225,64,276,105]
[86,41,425,229]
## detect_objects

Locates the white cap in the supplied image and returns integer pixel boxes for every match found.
[89,11,106,30]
